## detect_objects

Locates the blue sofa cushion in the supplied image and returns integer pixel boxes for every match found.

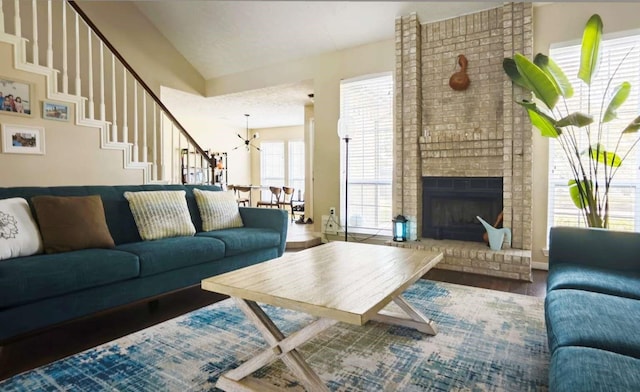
[116,236,226,277]
[196,227,281,256]
[545,289,640,358]
[550,346,640,392]
[0,249,139,309]
[548,262,640,300]
[549,226,640,271]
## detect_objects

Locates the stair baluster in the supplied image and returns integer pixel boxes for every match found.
[30,0,37,64]
[62,1,69,94]
[14,0,21,38]
[110,52,117,141]
[46,0,52,68]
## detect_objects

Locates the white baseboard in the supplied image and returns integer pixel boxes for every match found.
[531,261,549,271]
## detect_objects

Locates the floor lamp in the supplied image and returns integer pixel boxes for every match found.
[338,118,351,242]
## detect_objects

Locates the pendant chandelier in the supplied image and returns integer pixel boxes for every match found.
[233,114,260,152]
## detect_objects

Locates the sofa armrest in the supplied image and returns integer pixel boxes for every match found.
[549,226,640,271]
[239,207,289,256]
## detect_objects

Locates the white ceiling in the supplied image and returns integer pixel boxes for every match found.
[134,1,503,128]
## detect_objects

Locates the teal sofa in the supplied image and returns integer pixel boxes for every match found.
[0,184,288,344]
[546,226,640,391]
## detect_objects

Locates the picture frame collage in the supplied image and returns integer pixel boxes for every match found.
[0,76,71,155]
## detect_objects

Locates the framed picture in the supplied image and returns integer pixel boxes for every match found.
[0,77,32,116]
[1,124,45,154]
[42,101,69,121]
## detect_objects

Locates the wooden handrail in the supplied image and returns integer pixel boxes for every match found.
[67,1,214,168]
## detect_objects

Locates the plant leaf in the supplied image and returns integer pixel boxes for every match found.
[534,53,574,98]
[525,107,560,138]
[513,53,560,110]
[503,58,534,90]
[517,100,561,137]
[622,115,640,134]
[578,14,603,85]
[589,143,622,167]
[603,82,631,123]
[516,99,540,111]
[518,98,556,117]
[568,179,592,210]
[556,112,593,127]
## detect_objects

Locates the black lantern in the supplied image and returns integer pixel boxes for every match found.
[392,215,408,242]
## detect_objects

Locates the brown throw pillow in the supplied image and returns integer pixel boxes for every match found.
[31,195,115,254]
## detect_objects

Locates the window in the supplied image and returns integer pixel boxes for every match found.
[340,73,393,234]
[288,141,305,201]
[548,32,640,232]
[259,140,305,201]
[260,141,285,199]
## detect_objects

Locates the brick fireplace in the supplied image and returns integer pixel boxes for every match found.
[390,3,533,281]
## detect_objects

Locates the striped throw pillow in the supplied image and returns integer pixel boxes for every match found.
[193,189,243,231]
[123,190,196,240]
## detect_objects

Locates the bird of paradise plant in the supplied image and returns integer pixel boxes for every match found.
[503,14,640,228]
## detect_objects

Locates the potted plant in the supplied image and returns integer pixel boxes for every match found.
[503,14,640,228]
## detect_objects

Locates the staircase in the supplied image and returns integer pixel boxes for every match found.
[0,0,212,184]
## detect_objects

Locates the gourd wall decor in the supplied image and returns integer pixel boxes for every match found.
[449,54,470,91]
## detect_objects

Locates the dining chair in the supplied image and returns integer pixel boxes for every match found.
[256,186,282,208]
[234,185,252,207]
[278,186,295,220]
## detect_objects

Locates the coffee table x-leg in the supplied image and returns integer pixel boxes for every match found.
[216,294,438,392]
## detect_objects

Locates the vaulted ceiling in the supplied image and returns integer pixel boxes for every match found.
[133,1,502,128]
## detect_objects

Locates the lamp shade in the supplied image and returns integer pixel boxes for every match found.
[337,117,351,139]
[392,215,408,242]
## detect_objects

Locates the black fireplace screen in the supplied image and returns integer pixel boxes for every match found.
[422,177,503,242]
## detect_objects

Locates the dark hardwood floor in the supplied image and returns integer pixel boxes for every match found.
[0,288,227,381]
[0,267,547,381]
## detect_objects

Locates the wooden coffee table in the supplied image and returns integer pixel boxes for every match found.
[201,241,443,391]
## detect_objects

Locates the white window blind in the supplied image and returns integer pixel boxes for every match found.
[340,73,393,233]
[548,33,640,232]
[260,141,285,199]
[288,141,305,201]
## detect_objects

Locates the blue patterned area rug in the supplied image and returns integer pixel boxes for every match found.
[1,280,548,391]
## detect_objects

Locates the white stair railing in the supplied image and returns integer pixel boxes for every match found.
[0,0,214,184]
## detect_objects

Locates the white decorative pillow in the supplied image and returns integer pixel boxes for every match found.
[123,190,196,241]
[0,198,43,260]
[193,189,244,231]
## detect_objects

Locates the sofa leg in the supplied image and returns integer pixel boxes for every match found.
[148,299,159,313]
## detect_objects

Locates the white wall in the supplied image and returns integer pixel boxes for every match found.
[207,39,395,232]
[75,1,204,97]
[0,0,208,187]
[160,86,251,186]
[0,42,143,186]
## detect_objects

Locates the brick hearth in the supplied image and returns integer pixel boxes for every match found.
[388,240,532,281]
